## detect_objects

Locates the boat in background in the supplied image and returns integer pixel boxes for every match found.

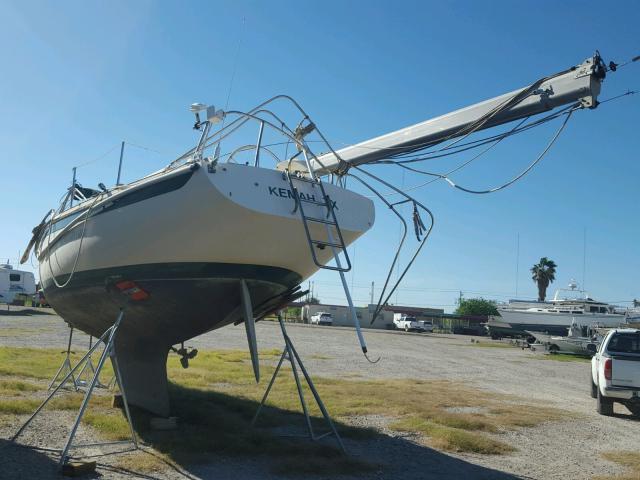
[488,281,627,338]
[526,320,604,356]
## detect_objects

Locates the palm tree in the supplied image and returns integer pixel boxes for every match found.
[531,257,557,301]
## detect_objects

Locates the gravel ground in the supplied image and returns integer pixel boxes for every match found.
[1,306,638,479]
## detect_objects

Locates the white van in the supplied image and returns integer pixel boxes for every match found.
[310,312,333,326]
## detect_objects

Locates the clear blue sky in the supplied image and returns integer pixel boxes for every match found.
[1,1,638,311]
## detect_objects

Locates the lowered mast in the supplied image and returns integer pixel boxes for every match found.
[312,54,605,175]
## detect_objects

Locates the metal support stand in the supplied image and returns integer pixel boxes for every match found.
[48,326,78,392]
[75,336,107,389]
[11,310,138,469]
[251,313,346,454]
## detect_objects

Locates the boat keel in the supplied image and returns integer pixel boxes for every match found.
[113,341,171,417]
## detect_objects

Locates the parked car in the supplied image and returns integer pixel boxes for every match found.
[591,328,640,416]
[310,312,333,326]
[393,314,433,333]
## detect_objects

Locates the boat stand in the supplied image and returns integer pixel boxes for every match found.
[251,313,346,454]
[75,336,107,389]
[48,326,79,392]
[12,309,138,469]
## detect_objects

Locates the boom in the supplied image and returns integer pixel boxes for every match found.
[312,54,606,175]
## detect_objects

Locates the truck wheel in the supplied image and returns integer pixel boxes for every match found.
[548,344,559,354]
[597,389,614,416]
[590,377,597,399]
[404,326,409,332]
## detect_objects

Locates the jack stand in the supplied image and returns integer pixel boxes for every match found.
[251,313,346,454]
[75,336,107,389]
[48,326,79,392]
[12,310,138,469]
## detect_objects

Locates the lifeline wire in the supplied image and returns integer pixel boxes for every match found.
[74,144,120,169]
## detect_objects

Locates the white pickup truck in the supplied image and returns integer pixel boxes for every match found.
[393,314,434,333]
[590,328,640,416]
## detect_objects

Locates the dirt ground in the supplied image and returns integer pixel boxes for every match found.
[0,306,638,479]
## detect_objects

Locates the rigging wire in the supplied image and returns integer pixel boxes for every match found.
[392,116,530,178]
[123,141,163,155]
[365,103,580,198]
[74,144,120,169]
[381,103,577,163]
[349,167,436,324]
[356,66,574,161]
[598,89,637,104]
[442,107,575,194]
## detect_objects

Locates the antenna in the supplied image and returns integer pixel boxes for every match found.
[116,141,125,186]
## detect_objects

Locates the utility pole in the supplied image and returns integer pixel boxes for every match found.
[370,281,374,305]
[458,291,463,306]
[582,227,587,290]
[515,233,520,297]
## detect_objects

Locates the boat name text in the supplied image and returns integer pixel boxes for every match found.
[268,186,337,209]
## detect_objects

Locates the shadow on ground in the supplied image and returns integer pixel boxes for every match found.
[0,439,90,479]
[118,383,524,480]
[0,307,55,316]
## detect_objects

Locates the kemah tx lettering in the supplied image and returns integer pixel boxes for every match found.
[268,186,337,209]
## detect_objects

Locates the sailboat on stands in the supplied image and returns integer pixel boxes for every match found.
[22,53,615,415]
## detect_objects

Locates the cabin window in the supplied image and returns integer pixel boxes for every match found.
[571,311,583,314]
[590,306,598,313]
[51,210,85,233]
[599,307,607,314]
[9,274,20,282]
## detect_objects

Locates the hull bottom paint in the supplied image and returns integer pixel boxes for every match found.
[43,262,301,416]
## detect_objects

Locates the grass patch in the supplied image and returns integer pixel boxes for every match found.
[0,346,570,475]
[0,327,54,337]
[391,416,514,454]
[309,354,333,360]
[0,378,40,395]
[83,411,132,440]
[115,451,171,473]
[539,353,591,363]
[596,451,640,480]
[161,351,566,458]
[0,398,42,414]
[0,347,113,380]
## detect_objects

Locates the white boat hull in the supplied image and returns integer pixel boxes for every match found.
[498,309,624,328]
[37,162,375,414]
